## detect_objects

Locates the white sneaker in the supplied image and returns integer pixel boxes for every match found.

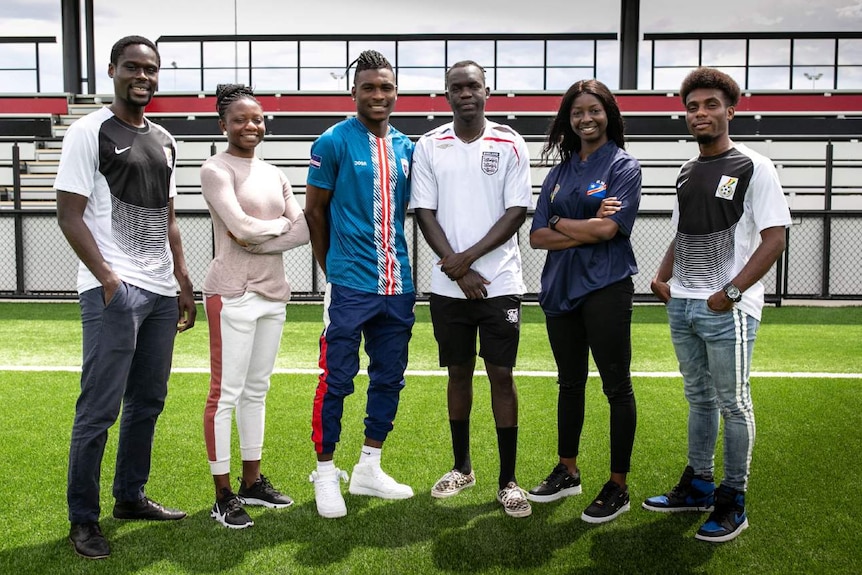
[348,463,414,499]
[309,467,349,518]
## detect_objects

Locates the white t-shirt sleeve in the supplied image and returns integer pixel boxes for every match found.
[748,157,792,231]
[503,135,533,209]
[408,137,437,210]
[53,120,97,197]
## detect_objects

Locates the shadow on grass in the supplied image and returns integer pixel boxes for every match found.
[2,497,718,574]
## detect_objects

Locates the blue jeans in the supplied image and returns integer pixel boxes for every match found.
[666,298,759,491]
[67,283,178,524]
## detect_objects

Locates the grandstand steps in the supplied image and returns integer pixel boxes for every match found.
[22,160,59,175]
[20,174,56,188]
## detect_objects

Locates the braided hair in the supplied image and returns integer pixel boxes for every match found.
[351,50,393,84]
[215,84,259,120]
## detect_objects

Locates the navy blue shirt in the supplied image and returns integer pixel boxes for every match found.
[530,141,641,315]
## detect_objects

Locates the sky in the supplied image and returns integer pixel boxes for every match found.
[1,0,861,93]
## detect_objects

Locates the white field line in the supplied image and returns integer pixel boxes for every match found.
[1,365,861,379]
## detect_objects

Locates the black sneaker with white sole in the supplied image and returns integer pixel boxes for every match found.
[238,474,293,508]
[527,462,582,502]
[211,488,253,529]
[581,480,630,524]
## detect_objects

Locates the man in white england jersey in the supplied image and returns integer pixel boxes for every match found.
[411,60,533,518]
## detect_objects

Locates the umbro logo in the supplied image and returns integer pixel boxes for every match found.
[114,146,131,155]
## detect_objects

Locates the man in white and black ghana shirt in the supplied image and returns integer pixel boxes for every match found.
[644,67,791,543]
[56,35,196,560]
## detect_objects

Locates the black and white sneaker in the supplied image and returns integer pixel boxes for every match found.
[238,474,294,508]
[581,480,630,524]
[527,463,582,502]
[211,489,253,529]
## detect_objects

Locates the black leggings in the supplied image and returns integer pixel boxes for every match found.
[545,277,637,474]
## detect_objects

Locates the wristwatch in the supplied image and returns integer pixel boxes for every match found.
[548,215,561,230]
[723,282,742,302]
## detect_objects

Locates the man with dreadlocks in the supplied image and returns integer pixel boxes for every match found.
[305,50,415,518]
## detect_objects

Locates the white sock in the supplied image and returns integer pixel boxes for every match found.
[359,445,382,466]
[317,460,335,474]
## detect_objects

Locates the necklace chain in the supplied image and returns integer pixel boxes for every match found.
[458,121,486,144]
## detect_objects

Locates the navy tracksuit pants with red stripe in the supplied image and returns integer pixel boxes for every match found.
[311,283,415,455]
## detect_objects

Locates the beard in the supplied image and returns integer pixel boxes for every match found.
[695,133,717,145]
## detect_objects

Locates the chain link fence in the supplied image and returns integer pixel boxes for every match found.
[1,208,858,302]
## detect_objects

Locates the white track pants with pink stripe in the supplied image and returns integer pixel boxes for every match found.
[204,291,286,476]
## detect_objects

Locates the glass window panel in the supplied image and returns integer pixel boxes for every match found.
[637,44,654,89]
[546,67,598,91]
[397,68,444,92]
[399,42,445,67]
[300,68,346,91]
[496,68,544,92]
[203,42,248,68]
[497,41,544,66]
[793,39,834,66]
[204,68,250,91]
[837,66,862,89]
[793,68,833,90]
[300,41,346,67]
[0,45,35,68]
[252,42,297,67]
[547,40,595,67]
[838,39,862,65]
[0,71,37,93]
[714,67,747,91]
[447,41,494,67]
[653,67,691,92]
[251,68,298,92]
[653,40,699,67]
[476,67,496,91]
[702,40,745,67]
[596,42,619,89]
[160,68,203,92]
[749,40,789,65]
[748,67,790,90]
[157,42,200,69]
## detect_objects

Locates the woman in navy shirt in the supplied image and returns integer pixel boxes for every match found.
[527,79,642,524]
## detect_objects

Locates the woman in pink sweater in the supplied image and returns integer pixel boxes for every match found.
[201,84,309,529]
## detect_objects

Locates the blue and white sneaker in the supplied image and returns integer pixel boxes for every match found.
[695,484,749,542]
[642,466,715,512]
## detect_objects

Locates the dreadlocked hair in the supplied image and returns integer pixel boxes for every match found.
[215,84,259,120]
[351,50,393,83]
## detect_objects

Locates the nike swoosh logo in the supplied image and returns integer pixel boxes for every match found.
[677,178,689,189]
[114,146,131,155]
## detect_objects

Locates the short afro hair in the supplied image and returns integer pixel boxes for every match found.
[680,67,740,107]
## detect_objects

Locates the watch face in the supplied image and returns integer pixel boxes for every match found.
[726,285,741,300]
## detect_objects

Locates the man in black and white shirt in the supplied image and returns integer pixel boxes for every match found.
[643,67,791,543]
[56,35,196,559]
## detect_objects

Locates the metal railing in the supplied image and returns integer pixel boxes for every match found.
[2,137,860,302]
